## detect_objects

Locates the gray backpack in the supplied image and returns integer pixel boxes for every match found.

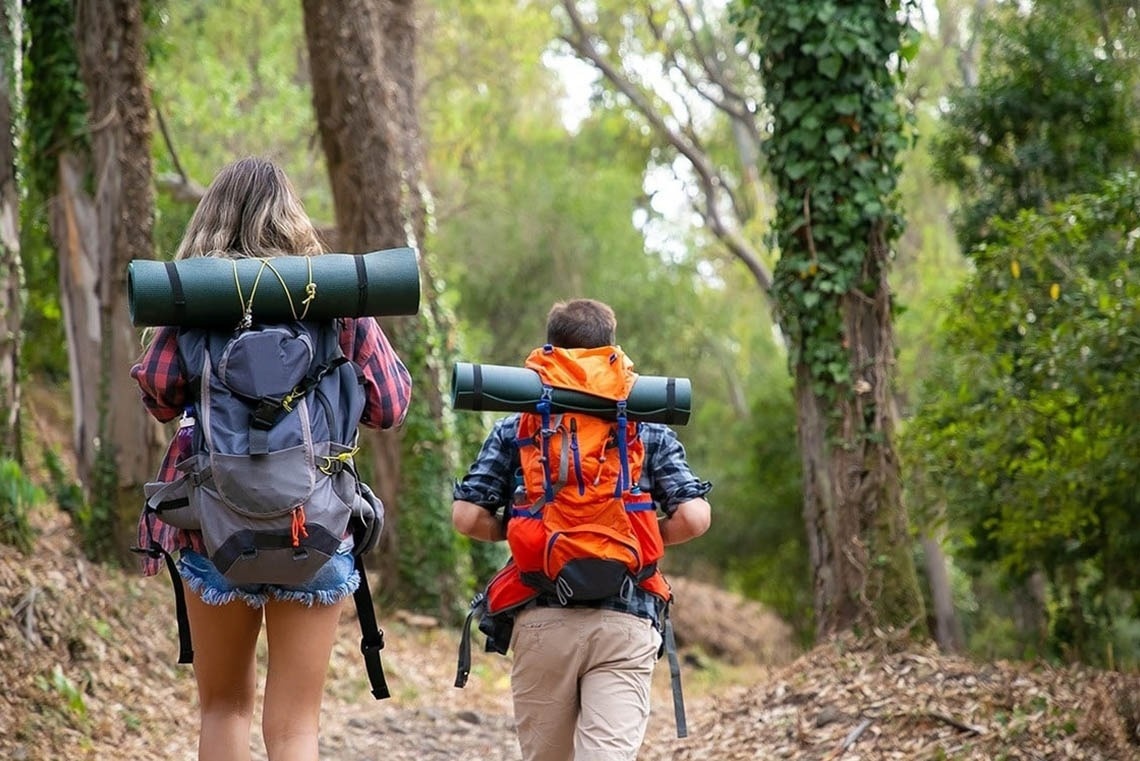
[139,319,391,698]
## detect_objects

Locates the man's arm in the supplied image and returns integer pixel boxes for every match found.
[659,497,711,546]
[642,424,713,545]
[452,500,506,543]
[451,415,518,543]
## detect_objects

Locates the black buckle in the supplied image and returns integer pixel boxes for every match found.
[361,631,386,655]
[251,398,283,429]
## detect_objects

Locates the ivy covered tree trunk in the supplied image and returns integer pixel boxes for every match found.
[735,0,925,637]
[0,0,21,459]
[26,0,160,561]
[303,0,465,617]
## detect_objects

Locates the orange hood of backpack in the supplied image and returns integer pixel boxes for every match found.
[524,345,637,401]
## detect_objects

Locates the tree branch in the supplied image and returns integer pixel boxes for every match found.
[559,0,773,300]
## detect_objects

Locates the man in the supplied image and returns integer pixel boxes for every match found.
[452,298,711,761]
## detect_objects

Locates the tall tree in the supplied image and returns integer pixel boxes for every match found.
[733,0,925,636]
[25,0,159,560]
[561,0,925,636]
[0,0,22,458]
[302,0,464,615]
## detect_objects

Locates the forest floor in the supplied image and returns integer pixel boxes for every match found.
[2,387,1140,760]
[4,506,1138,761]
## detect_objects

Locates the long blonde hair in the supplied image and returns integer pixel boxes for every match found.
[141,158,324,347]
[176,156,325,260]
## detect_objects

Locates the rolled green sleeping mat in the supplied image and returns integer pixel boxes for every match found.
[127,247,420,327]
[451,362,691,425]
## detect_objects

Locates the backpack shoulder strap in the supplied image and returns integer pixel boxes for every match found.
[352,552,390,699]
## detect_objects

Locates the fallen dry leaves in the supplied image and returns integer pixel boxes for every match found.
[642,633,1140,761]
[3,508,1138,761]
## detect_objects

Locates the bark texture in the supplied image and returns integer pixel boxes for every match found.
[798,226,924,637]
[0,0,21,458]
[55,0,159,557]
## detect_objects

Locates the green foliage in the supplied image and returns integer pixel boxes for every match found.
[0,458,42,552]
[146,0,330,219]
[18,214,67,379]
[930,1,1140,252]
[21,0,85,380]
[706,379,812,643]
[35,664,88,721]
[44,448,84,516]
[384,244,488,619]
[733,0,916,412]
[44,443,111,564]
[904,173,1140,664]
[891,27,969,396]
[22,0,87,201]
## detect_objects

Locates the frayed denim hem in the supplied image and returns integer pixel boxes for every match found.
[176,549,358,609]
[178,557,269,608]
[270,569,360,607]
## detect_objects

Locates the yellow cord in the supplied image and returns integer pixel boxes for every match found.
[233,256,318,326]
[233,259,271,328]
[319,446,359,474]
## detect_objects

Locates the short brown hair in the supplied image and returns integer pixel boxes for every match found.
[545,299,617,349]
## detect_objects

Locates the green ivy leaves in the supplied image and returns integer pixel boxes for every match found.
[735,0,914,421]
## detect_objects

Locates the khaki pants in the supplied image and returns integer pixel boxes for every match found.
[509,605,662,761]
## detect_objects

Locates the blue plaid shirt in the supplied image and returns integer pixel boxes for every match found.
[454,414,712,623]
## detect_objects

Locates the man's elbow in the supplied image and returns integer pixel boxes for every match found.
[684,499,712,538]
[451,501,478,536]
[663,498,711,544]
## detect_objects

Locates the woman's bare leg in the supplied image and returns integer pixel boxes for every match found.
[183,581,263,761]
[261,599,343,761]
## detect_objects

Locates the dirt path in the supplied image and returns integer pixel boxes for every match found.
[7,513,1136,760]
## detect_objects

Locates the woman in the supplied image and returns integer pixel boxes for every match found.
[131,157,412,761]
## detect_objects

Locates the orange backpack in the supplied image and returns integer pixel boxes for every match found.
[482,344,671,617]
[455,345,689,737]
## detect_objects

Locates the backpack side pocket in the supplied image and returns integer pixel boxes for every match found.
[144,455,207,531]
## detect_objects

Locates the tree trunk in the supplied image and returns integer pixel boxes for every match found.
[798,230,925,638]
[50,152,101,484]
[922,533,964,652]
[303,0,461,613]
[0,0,22,460]
[63,0,159,561]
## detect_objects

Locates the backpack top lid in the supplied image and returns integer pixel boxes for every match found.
[524,344,637,402]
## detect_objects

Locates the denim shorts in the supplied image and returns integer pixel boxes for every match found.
[178,549,360,608]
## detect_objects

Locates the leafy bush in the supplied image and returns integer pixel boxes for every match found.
[0,458,42,552]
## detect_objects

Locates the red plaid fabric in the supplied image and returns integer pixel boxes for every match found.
[130,317,412,576]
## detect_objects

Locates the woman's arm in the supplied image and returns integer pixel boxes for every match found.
[129,327,188,423]
[342,317,412,429]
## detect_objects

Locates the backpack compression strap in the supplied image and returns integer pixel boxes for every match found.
[249,354,349,455]
[454,592,486,688]
[352,552,391,699]
[662,602,688,738]
[131,513,194,665]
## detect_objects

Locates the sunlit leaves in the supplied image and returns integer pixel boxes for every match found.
[903,173,1140,661]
